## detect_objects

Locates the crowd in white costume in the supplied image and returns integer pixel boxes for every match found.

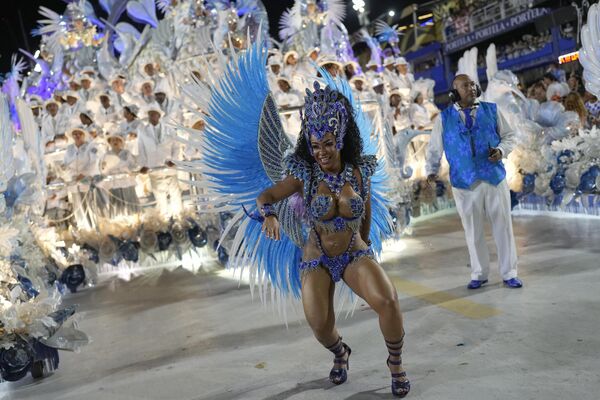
[15,0,443,242]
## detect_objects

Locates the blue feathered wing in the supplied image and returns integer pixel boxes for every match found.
[178,40,305,299]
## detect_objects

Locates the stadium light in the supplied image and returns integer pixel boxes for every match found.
[352,0,365,13]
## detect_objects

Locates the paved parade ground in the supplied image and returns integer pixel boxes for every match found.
[3,211,600,400]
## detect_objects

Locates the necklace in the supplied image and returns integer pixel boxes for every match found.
[314,163,353,196]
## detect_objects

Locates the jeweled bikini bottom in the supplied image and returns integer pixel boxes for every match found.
[299,248,374,282]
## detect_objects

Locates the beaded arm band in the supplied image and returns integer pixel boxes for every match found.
[261,203,277,219]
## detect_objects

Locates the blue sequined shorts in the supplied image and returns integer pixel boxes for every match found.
[299,248,374,282]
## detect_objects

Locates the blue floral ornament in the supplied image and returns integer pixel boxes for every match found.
[32,340,59,372]
[389,208,399,230]
[45,267,58,286]
[59,264,86,293]
[0,338,34,382]
[118,240,139,262]
[556,150,574,165]
[3,176,26,208]
[521,174,536,194]
[3,174,38,212]
[48,305,76,325]
[217,246,229,265]
[435,181,446,197]
[171,224,188,245]
[157,232,173,251]
[188,225,208,248]
[82,243,99,263]
[577,168,598,193]
[17,275,39,299]
[550,173,566,195]
[219,212,234,232]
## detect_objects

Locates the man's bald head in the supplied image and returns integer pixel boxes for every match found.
[453,74,472,89]
[451,74,478,106]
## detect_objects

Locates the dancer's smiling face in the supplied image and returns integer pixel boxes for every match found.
[310,132,342,172]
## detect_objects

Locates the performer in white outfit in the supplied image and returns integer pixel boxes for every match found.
[267,54,283,92]
[275,76,302,142]
[41,98,68,145]
[153,79,181,122]
[389,88,411,133]
[382,56,399,91]
[110,75,136,107]
[425,74,522,289]
[96,91,119,126]
[119,104,141,157]
[60,91,84,122]
[408,90,432,130]
[62,126,99,230]
[138,104,182,217]
[395,57,414,89]
[100,132,139,218]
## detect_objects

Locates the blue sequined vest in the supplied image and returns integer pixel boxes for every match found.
[441,101,506,189]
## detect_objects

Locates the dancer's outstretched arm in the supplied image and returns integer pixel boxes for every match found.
[256,175,302,208]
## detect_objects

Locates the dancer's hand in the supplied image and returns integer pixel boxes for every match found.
[262,216,280,241]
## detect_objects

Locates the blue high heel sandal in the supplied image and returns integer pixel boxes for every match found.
[326,337,351,385]
[386,337,410,398]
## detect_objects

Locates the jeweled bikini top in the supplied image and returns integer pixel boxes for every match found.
[308,163,365,233]
[284,154,378,235]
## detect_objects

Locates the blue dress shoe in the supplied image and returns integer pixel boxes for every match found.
[503,277,523,288]
[467,279,488,289]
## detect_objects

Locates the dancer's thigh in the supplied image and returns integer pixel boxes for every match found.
[301,267,335,327]
[343,257,399,310]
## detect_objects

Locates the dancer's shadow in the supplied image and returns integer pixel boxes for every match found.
[260,378,337,400]
[345,388,397,399]
[262,379,396,400]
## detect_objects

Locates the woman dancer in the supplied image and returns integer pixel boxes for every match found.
[254,83,410,397]
[182,40,409,397]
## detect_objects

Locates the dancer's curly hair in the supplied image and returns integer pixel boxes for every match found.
[293,94,364,167]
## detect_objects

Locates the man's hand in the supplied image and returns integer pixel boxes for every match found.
[426,174,438,187]
[140,166,149,174]
[488,148,502,162]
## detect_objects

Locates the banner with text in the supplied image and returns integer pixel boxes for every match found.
[445,8,551,53]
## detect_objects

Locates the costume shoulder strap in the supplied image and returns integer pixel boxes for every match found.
[357,154,378,181]
[284,153,312,183]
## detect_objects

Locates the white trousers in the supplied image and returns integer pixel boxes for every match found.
[452,179,518,281]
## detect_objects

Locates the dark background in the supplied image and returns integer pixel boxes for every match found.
[0,0,426,73]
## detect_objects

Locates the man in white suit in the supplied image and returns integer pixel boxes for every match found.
[138,104,183,217]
